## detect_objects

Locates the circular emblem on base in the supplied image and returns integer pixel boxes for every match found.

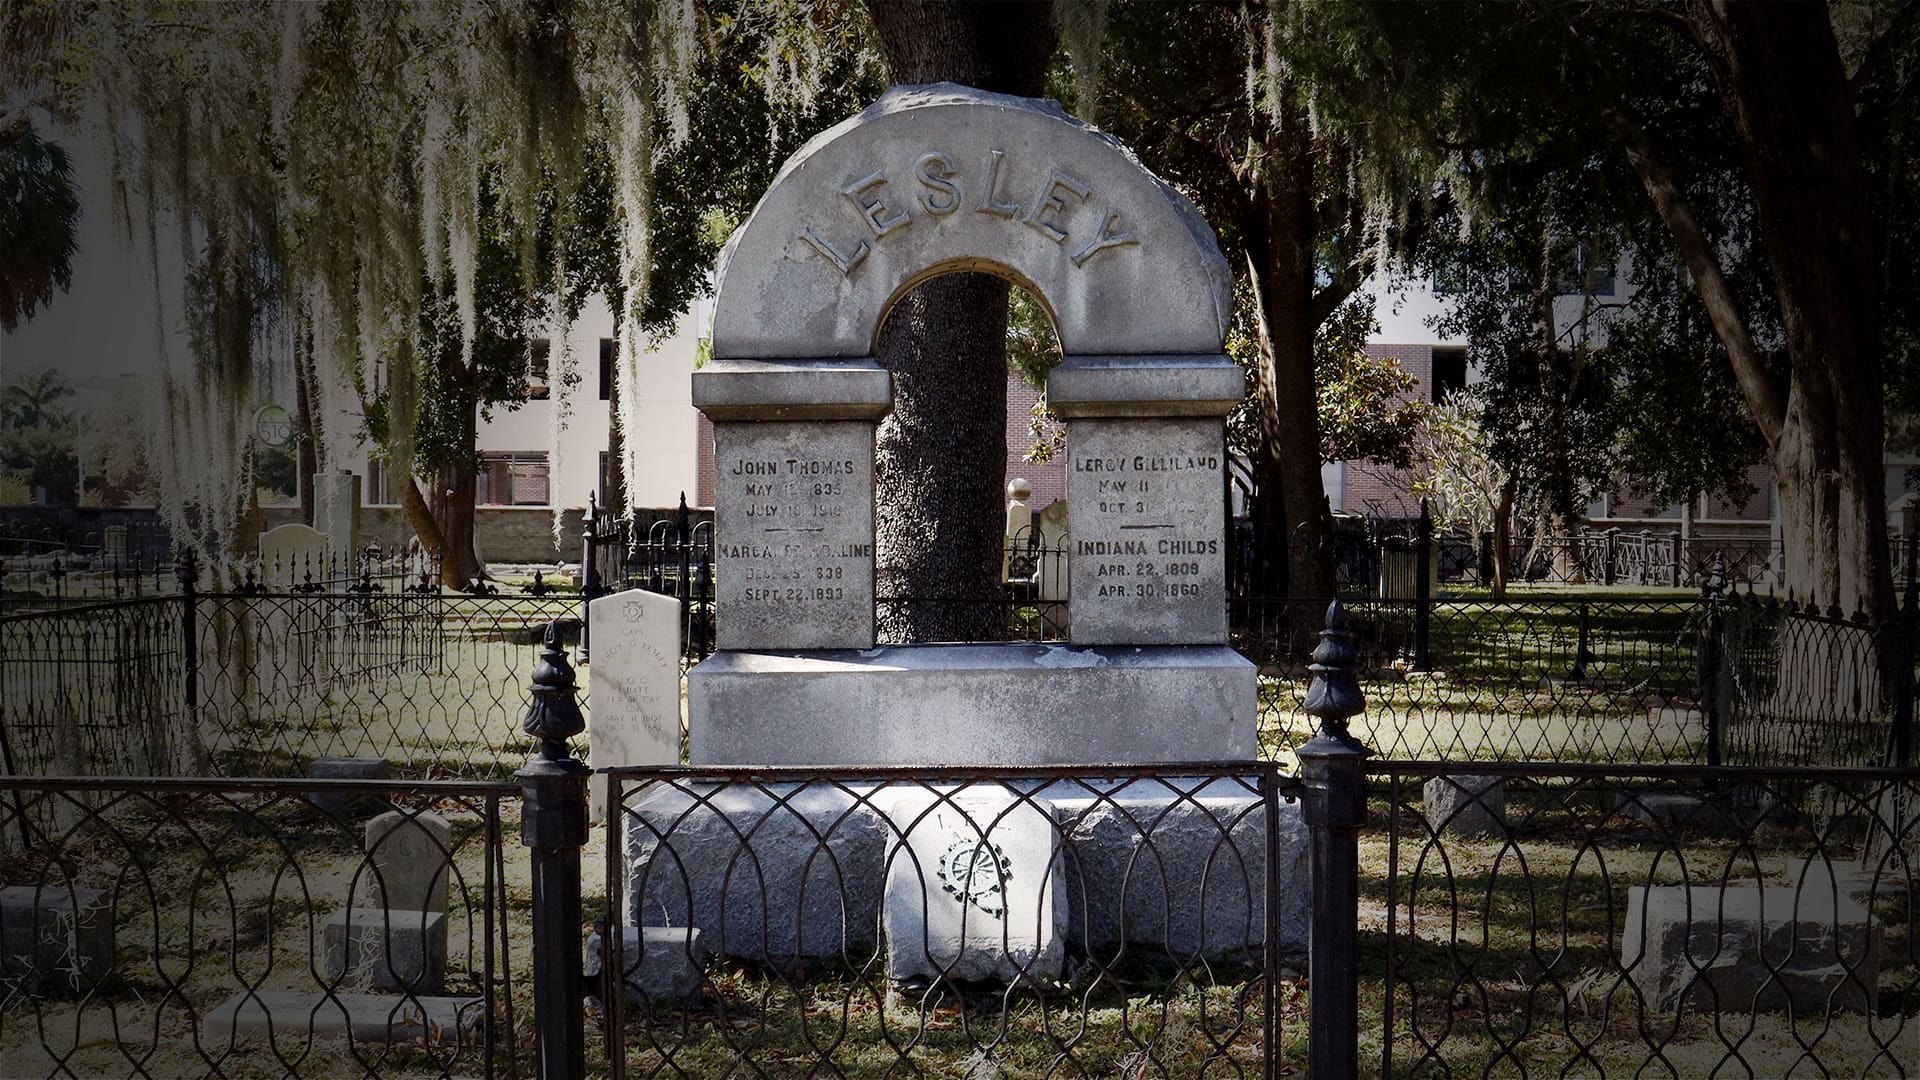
[939,837,1011,917]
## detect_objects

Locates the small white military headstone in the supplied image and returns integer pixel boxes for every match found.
[363,810,453,914]
[311,471,360,562]
[881,787,1065,985]
[588,590,683,820]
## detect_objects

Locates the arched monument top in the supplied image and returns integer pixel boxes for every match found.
[709,83,1233,359]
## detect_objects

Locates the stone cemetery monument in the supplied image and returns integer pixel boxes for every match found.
[0,885,113,996]
[1622,884,1881,1013]
[619,83,1298,989]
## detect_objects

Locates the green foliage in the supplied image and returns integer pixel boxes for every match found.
[1226,290,1423,467]
[0,127,79,330]
[1388,3,1777,518]
[1313,295,1424,467]
[1405,395,1508,535]
[254,444,298,499]
[0,368,77,503]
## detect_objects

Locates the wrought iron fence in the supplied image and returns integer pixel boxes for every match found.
[4,607,1918,1079]
[0,552,174,614]
[1512,530,1786,591]
[1371,760,1919,1078]
[601,764,1295,1078]
[1,585,592,782]
[1235,596,1712,767]
[580,496,715,665]
[0,775,520,1079]
[11,586,1910,781]
[0,596,187,778]
[1714,593,1917,769]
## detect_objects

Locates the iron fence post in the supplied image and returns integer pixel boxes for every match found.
[517,622,590,1079]
[1296,600,1370,1080]
[1698,553,1727,767]
[1670,529,1684,588]
[178,549,199,733]
[1477,529,1494,587]
[1904,535,1918,616]
[1893,600,1916,768]
[1413,500,1432,671]
[1603,527,1619,587]
[579,493,598,663]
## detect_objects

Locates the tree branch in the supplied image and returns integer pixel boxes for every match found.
[1601,105,1786,447]
[1848,0,1920,96]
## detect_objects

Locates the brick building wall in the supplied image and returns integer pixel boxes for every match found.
[1005,376,1067,511]
[1332,344,1433,517]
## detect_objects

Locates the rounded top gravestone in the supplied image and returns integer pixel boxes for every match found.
[708,83,1234,360]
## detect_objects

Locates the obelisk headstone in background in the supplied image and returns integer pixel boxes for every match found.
[310,470,360,565]
[588,589,684,820]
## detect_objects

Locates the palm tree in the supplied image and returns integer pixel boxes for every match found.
[1,368,74,430]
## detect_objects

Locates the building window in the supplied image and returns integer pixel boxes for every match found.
[599,338,616,400]
[478,452,550,506]
[525,340,551,400]
[1556,244,1616,298]
[366,458,400,506]
[1430,347,1468,403]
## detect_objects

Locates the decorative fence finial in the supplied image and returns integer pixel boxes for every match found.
[1302,599,1364,740]
[523,621,585,761]
[1700,551,1727,600]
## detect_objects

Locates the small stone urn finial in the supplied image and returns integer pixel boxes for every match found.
[523,621,585,761]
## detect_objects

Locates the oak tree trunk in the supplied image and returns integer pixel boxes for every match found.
[1635,2,1896,620]
[431,460,482,589]
[864,0,1058,643]
[1697,0,1893,620]
[1241,100,1337,601]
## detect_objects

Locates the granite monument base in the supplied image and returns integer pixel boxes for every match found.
[621,775,1300,976]
[688,643,1255,766]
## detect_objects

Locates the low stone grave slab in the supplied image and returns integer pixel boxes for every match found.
[203,990,482,1044]
[1424,775,1506,838]
[0,885,113,994]
[1621,885,1879,1014]
[307,758,391,820]
[624,781,885,965]
[361,810,452,914]
[1612,790,1716,829]
[881,787,1065,986]
[1039,777,1304,960]
[1780,857,1911,904]
[584,926,707,1005]
[321,908,447,993]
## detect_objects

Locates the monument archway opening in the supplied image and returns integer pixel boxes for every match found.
[866,268,1065,644]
